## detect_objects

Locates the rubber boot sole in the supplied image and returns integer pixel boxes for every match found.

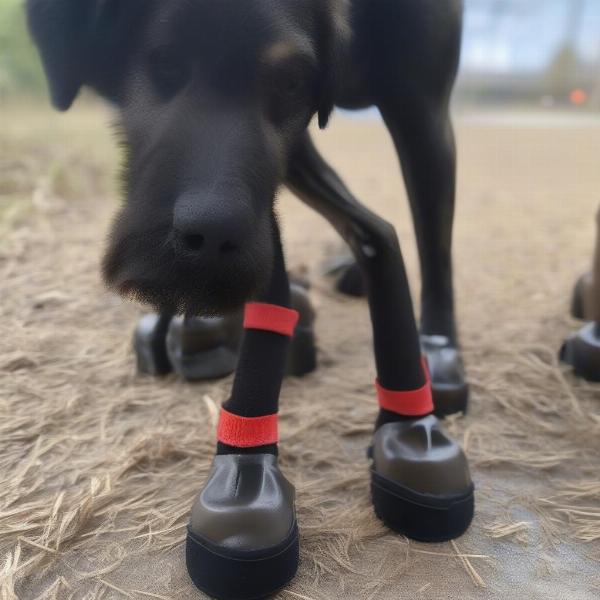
[371,471,474,542]
[186,525,299,600]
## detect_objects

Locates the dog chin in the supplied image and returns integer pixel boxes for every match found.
[102,224,273,316]
[103,251,268,315]
[114,276,262,316]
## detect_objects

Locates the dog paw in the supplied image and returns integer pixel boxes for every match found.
[323,255,366,298]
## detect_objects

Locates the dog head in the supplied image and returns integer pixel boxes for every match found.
[27,0,348,314]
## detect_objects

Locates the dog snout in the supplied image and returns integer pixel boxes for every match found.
[173,192,253,257]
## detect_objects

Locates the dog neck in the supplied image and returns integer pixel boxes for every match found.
[331,0,352,46]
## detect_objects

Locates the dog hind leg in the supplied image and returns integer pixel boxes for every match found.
[380,95,469,417]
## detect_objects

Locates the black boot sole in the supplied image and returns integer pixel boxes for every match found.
[186,525,299,600]
[371,471,474,542]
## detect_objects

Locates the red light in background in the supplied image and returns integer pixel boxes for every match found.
[570,89,588,106]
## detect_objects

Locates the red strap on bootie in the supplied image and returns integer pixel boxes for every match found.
[244,303,299,337]
[376,357,434,417]
[217,408,279,447]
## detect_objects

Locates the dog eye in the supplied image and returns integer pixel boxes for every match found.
[274,74,307,100]
[267,69,313,126]
[149,47,189,97]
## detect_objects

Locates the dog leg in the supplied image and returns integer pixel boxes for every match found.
[382,103,457,342]
[379,98,468,417]
[186,223,300,599]
[287,133,474,542]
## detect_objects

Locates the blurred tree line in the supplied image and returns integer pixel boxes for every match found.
[1,0,599,108]
[0,0,45,100]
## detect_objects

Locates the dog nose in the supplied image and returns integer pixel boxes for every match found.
[173,192,253,256]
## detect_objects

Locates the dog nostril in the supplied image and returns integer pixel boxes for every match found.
[219,240,238,254]
[182,234,205,252]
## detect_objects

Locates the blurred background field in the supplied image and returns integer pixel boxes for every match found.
[1,1,600,600]
[0,0,45,99]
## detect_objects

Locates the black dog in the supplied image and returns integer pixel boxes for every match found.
[28,1,474,598]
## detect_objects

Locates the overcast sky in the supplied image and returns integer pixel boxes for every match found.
[462,0,600,73]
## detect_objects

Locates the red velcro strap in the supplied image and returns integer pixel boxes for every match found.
[244,303,299,337]
[376,357,434,417]
[217,408,279,447]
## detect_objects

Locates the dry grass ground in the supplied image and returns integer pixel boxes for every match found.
[1,103,599,600]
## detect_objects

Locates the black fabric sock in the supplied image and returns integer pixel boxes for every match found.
[373,358,432,431]
[358,243,431,433]
[217,442,278,456]
[216,225,291,456]
[217,326,290,456]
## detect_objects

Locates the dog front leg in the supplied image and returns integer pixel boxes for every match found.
[185,223,300,600]
[287,133,474,543]
[218,225,293,455]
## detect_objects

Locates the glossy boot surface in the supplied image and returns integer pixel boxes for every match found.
[560,322,600,383]
[133,284,317,382]
[370,415,474,542]
[186,454,299,600]
[421,335,469,417]
[167,313,243,381]
[133,314,174,376]
[571,273,595,321]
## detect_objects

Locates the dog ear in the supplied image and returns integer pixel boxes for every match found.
[316,1,350,130]
[26,0,128,111]
[317,85,334,130]
[26,0,96,110]
[316,21,335,130]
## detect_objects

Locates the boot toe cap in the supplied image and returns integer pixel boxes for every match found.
[372,416,472,496]
[189,454,296,553]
